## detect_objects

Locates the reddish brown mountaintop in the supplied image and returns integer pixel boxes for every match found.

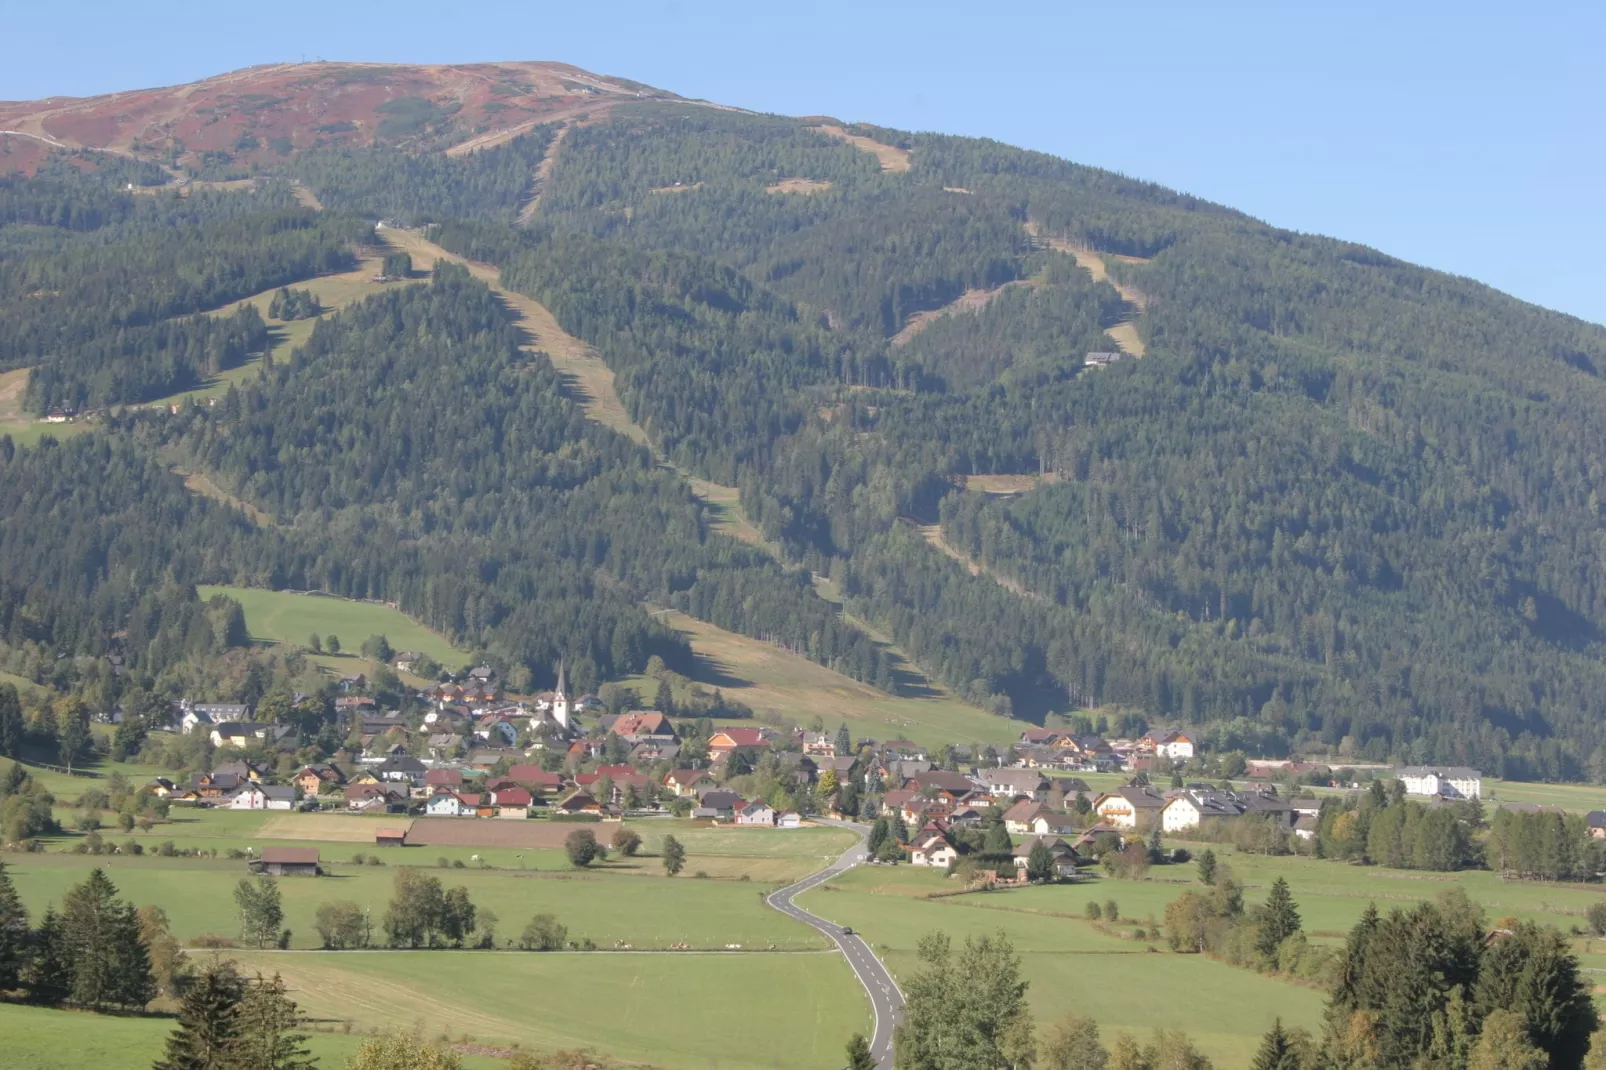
[0,61,666,172]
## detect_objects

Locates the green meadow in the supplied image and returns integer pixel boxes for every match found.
[197,585,468,669]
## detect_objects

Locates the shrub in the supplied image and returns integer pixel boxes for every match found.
[1085,901,1102,921]
[1104,900,1120,922]
[192,933,239,949]
[1587,901,1606,937]
[519,913,567,951]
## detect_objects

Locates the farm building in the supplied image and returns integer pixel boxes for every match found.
[251,847,320,877]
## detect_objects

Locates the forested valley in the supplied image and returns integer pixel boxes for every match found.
[4,100,1606,777]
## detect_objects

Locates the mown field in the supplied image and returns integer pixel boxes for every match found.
[223,949,869,1070]
[619,608,1020,747]
[796,840,1606,1067]
[197,585,468,671]
[0,1002,458,1070]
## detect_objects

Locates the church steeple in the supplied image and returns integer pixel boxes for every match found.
[555,659,567,699]
[552,659,570,729]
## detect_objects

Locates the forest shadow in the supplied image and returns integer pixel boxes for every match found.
[685,650,752,691]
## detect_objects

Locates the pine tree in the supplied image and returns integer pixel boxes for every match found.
[155,963,245,1070]
[60,868,152,1009]
[0,685,23,759]
[836,722,852,757]
[24,907,71,1006]
[1196,849,1217,885]
[0,859,29,990]
[1027,840,1055,882]
[1256,877,1301,959]
[1251,1019,1299,1070]
[231,972,318,1070]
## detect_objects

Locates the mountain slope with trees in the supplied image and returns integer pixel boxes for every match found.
[3,66,1606,775]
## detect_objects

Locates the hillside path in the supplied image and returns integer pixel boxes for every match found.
[767,820,903,1070]
[1023,219,1148,356]
[912,521,1045,602]
[517,121,571,224]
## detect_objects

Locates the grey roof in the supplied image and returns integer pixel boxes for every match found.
[260,785,297,801]
[1397,766,1482,779]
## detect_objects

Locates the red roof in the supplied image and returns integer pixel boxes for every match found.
[711,728,768,749]
[597,764,638,777]
[506,765,565,789]
[611,712,671,736]
[424,769,463,786]
[494,787,533,807]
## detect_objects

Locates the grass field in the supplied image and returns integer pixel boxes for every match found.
[197,585,468,670]
[797,839,1606,1066]
[225,949,869,1070]
[0,1002,420,1070]
[0,366,93,448]
[620,608,1019,746]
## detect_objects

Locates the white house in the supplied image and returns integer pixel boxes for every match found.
[735,800,776,826]
[1093,785,1168,829]
[910,834,958,868]
[228,783,296,810]
[1143,730,1195,762]
[1160,790,1244,833]
[776,810,803,829]
[426,791,477,817]
[1397,766,1482,800]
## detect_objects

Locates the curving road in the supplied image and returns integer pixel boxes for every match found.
[766,821,904,1070]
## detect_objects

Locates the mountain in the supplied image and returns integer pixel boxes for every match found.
[3,62,1606,780]
[0,60,663,173]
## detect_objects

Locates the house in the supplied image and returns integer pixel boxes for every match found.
[1003,799,1052,835]
[294,764,344,796]
[468,665,496,683]
[345,783,407,812]
[426,791,478,817]
[1587,812,1606,840]
[910,834,959,868]
[250,847,320,877]
[1140,730,1196,762]
[1397,766,1483,800]
[803,733,838,757]
[1160,790,1245,833]
[1093,785,1168,829]
[1293,813,1319,841]
[506,765,566,794]
[736,799,776,826]
[424,768,464,791]
[494,786,533,818]
[555,790,602,815]
[375,756,427,783]
[607,711,677,741]
[339,672,368,691]
[882,739,928,760]
[180,702,249,734]
[1012,836,1080,878]
[776,810,803,829]
[375,827,409,847]
[1028,812,1079,837]
[394,652,425,674]
[981,768,1050,801]
[708,728,771,755]
[906,771,980,797]
[229,783,296,810]
[696,789,742,821]
[664,769,715,797]
[211,722,285,749]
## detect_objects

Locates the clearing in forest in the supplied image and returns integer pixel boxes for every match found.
[517,120,570,224]
[766,177,833,194]
[624,607,1017,745]
[197,584,469,668]
[1023,219,1149,357]
[912,521,1044,603]
[814,124,911,172]
[889,281,1028,346]
[382,228,650,447]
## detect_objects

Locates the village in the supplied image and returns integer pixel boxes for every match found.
[140,656,1529,884]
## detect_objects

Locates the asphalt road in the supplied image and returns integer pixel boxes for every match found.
[766,821,904,1070]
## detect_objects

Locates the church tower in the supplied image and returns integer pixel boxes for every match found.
[552,659,570,729]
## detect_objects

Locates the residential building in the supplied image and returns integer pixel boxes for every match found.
[1092,785,1168,829]
[1012,836,1080,877]
[1397,766,1483,800]
[980,768,1050,801]
[735,799,776,826]
[910,834,959,868]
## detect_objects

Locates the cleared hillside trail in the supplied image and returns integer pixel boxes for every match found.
[814,124,911,172]
[517,120,571,224]
[910,520,1046,603]
[1023,219,1148,357]
[889,280,1030,347]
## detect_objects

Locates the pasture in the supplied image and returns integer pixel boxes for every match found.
[197,585,468,670]
[621,608,1019,748]
[797,839,1606,1066]
[0,366,91,448]
[226,949,869,1070]
[0,1002,428,1070]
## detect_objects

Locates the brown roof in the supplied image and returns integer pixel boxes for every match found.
[375,827,408,841]
[260,847,320,865]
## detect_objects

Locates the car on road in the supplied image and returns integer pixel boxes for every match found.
[842,926,854,935]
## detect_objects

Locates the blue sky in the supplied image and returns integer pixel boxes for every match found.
[6,0,1602,324]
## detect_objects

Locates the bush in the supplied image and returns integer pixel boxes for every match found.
[120,839,143,856]
[192,933,239,949]
[1104,900,1120,923]
[1586,901,1606,937]
[519,913,567,951]
[565,829,601,867]
[1085,901,1102,921]
[611,828,642,856]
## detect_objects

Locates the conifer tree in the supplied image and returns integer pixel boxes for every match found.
[24,907,71,1006]
[847,1034,875,1070]
[60,868,153,1010]
[230,972,318,1070]
[0,859,29,991]
[1196,849,1217,885]
[837,722,852,757]
[155,963,244,1070]
[1256,877,1302,959]
[1251,1019,1300,1070]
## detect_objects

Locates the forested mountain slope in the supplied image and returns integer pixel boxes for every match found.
[4,65,1606,776]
